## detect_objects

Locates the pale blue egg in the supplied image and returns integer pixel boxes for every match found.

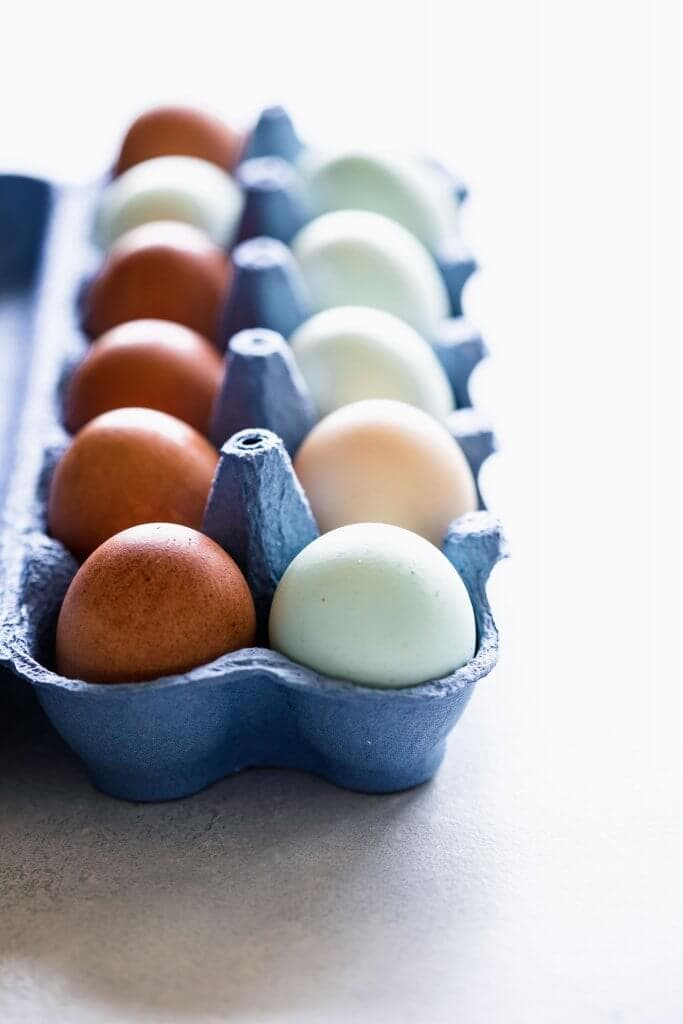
[269,522,476,689]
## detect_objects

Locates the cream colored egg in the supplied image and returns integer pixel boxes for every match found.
[290,305,454,419]
[94,155,243,249]
[294,398,477,547]
[291,210,450,337]
[269,522,476,688]
[300,149,460,249]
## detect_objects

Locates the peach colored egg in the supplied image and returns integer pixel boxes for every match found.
[293,399,477,547]
[65,319,224,435]
[83,221,230,342]
[48,407,219,559]
[115,105,243,176]
[56,523,256,683]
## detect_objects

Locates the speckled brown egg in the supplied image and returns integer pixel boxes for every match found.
[83,220,230,341]
[48,407,219,559]
[65,319,224,435]
[55,523,256,683]
[293,398,478,547]
[114,105,243,176]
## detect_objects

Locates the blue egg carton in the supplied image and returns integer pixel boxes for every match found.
[0,124,505,801]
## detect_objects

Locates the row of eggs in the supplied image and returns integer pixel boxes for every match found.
[90,106,460,339]
[56,357,475,557]
[71,305,455,436]
[107,104,459,250]
[52,105,479,693]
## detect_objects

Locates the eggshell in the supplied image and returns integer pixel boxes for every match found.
[115,105,243,176]
[83,221,230,341]
[94,155,244,249]
[269,522,476,688]
[301,150,460,249]
[56,523,256,683]
[291,210,450,336]
[65,319,223,435]
[290,305,454,419]
[48,407,219,559]
[294,399,477,546]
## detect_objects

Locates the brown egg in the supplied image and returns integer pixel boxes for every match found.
[55,523,256,683]
[48,407,219,559]
[294,399,478,546]
[115,105,243,176]
[83,221,230,341]
[65,320,224,435]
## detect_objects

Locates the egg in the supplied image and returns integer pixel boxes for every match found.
[56,523,256,683]
[83,221,230,341]
[290,305,454,419]
[269,523,476,688]
[115,105,243,176]
[94,155,243,249]
[301,149,459,249]
[291,210,450,336]
[294,399,477,546]
[65,320,223,435]
[48,407,218,559]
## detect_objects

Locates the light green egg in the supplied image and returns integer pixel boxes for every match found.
[94,155,243,249]
[292,210,450,337]
[269,523,476,689]
[290,305,454,420]
[299,149,460,250]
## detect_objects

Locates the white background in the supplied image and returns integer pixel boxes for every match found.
[1,2,681,1022]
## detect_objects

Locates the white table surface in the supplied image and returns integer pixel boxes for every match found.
[1,2,680,1021]
[1,576,680,1024]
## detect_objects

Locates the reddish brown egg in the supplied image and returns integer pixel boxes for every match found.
[65,320,224,435]
[114,105,243,176]
[83,221,230,341]
[48,407,219,559]
[55,523,256,683]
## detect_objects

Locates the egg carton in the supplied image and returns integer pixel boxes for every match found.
[0,132,505,801]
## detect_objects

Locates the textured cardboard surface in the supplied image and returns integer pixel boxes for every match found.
[203,428,319,632]
[210,330,317,453]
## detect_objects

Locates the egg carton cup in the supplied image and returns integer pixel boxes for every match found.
[0,170,505,802]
